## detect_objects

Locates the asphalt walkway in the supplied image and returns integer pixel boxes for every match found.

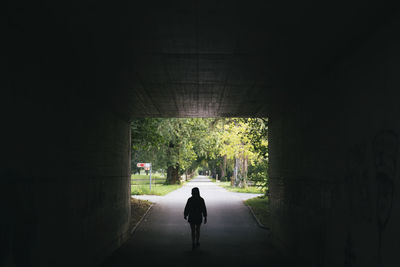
[100,176,287,267]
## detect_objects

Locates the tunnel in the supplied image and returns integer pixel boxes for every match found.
[4,0,400,266]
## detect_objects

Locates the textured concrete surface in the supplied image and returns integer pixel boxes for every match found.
[101,176,286,267]
[7,1,395,119]
[266,24,400,266]
[1,106,132,267]
[5,1,400,266]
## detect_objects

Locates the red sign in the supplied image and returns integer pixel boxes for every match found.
[137,163,151,168]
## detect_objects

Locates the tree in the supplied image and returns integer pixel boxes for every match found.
[158,118,215,184]
[217,119,257,187]
[131,118,165,173]
[130,117,268,188]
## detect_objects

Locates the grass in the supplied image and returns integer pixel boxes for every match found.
[211,179,265,194]
[244,196,270,227]
[130,198,152,231]
[131,173,184,195]
[131,184,182,196]
[131,174,166,185]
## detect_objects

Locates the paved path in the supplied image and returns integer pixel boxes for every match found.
[101,176,287,267]
[131,184,263,203]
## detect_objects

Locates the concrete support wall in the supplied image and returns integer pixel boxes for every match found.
[268,21,400,266]
[1,92,131,266]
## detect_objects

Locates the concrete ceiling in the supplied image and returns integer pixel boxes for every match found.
[8,0,394,118]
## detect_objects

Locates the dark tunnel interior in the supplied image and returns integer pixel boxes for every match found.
[4,0,400,266]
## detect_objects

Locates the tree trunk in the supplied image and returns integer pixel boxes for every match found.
[242,156,248,188]
[221,155,226,180]
[212,168,217,178]
[233,157,238,186]
[166,165,180,184]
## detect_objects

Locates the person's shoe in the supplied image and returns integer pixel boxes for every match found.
[192,243,196,250]
[196,242,200,247]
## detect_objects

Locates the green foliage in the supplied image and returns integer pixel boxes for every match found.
[131,117,268,188]
[131,118,164,151]
[244,118,268,158]
[218,119,257,163]
[131,119,166,172]
[244,196,270,227]
[213,180,265,194]
[131,174,166,185]
[131,184,183,196]
[131,118,218,179]
[248,159,268,188]
[214,118,268,188]
[131,173,183,195]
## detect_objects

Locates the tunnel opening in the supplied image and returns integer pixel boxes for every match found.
[130,117,268,194]
[100,116,273,266]
[118,117,271,265]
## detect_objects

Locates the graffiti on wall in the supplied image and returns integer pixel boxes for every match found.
[373,130,398,266]
[344,142,370,266]
[345,142,372,223]
[344,130,398,267]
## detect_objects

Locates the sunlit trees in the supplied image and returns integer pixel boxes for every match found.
[130,117,268,188]
[243,118,269,189]
[216,118,268,187]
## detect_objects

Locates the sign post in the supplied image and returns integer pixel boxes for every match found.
[137,163,152,191]
[149,163,152,191]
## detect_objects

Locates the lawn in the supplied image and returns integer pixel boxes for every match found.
[131,173,183,195]
[131,184,182,196]
[131,174,166,185]
[244,196,270,227]
[211,179,265,194]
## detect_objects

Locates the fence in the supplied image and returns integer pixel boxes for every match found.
[130,177,166,185]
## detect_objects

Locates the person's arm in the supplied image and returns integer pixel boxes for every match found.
[184,199,190,220]
[202,199,207,224]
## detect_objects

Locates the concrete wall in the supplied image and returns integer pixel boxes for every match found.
[5,2,399,266]
[1,89,131,266]
[268,19,400,266]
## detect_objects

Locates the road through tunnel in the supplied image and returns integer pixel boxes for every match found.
[4,1,400,266]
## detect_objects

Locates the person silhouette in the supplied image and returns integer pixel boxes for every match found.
[184,187,207,249]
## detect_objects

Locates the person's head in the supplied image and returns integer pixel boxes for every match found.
[191,187,200,197]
